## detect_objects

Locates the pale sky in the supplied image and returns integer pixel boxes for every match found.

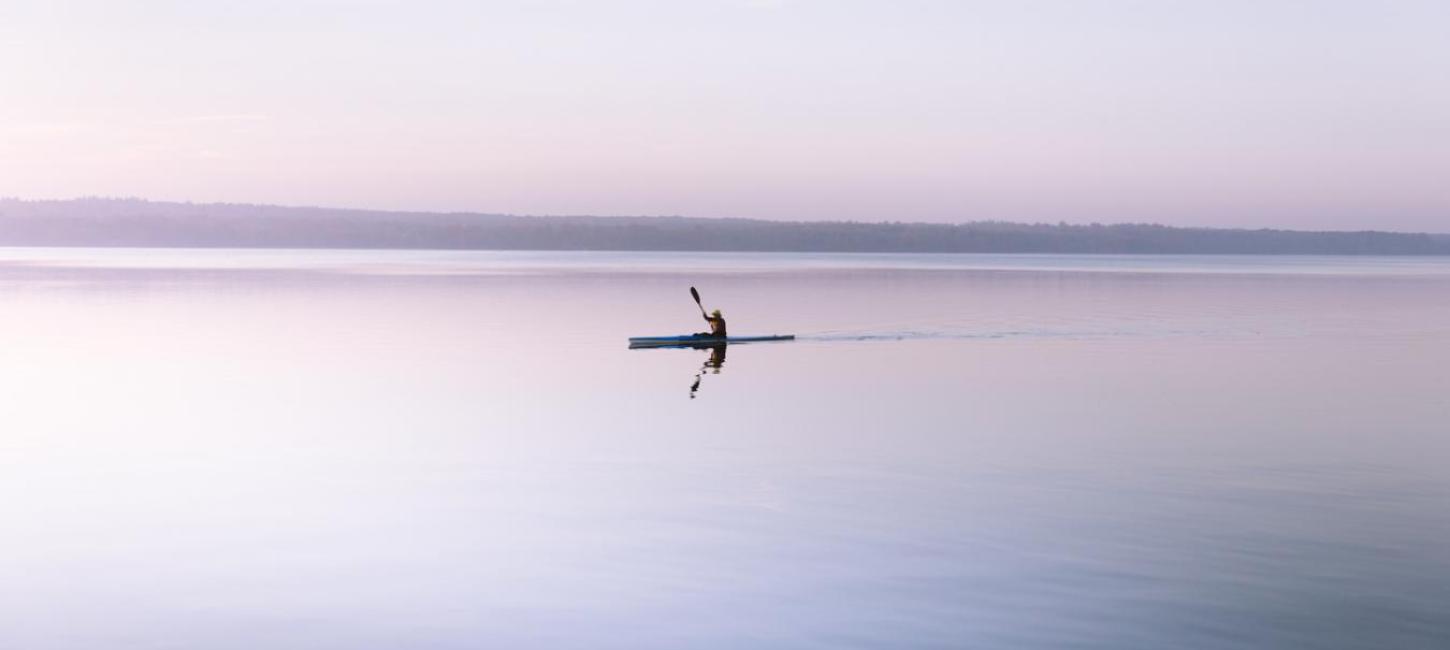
[2,1,1447,231]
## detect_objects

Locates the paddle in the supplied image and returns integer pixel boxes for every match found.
[690,286,707,318]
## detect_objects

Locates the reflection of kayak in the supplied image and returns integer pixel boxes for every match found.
[629,334,795,349]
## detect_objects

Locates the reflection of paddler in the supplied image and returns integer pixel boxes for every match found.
[689,345,727,399]
[705,343,726,369]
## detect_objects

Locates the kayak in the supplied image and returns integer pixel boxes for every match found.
[629,334,795,348]
[628,334,795,349]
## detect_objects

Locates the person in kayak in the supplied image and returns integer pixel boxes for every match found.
[697,309,727,338]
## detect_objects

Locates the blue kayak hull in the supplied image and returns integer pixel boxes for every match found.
[628,334,795,348]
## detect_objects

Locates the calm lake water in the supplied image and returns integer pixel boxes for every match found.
[1,249,1448,649]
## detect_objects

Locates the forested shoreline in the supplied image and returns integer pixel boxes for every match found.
[2,198,1446,255]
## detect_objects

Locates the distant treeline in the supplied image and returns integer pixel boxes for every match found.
[2,198,1447,255]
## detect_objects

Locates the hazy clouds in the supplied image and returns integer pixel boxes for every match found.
[2,1,1447,231]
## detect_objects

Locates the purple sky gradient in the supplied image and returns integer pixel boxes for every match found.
[1,1,1446,231]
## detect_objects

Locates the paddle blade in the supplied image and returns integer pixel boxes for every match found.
[690,286,702,306]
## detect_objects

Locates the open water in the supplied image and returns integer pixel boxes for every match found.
[1,249,1447,649]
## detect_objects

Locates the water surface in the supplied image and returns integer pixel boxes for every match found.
[1,249,1447,649]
